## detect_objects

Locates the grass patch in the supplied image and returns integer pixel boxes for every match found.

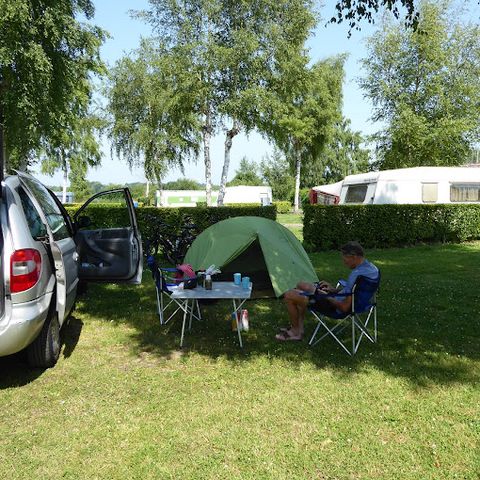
[277,212,303,241]
[277,212,303,225]
[1,243,479,479]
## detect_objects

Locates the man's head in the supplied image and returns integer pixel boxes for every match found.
[340,241,365,269]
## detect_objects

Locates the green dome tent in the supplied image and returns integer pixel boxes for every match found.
[184,216,318,297]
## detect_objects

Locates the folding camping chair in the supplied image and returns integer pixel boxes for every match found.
[146,255,202,326]
[308,273,380,356]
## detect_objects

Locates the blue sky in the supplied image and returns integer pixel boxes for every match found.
[34,0,480,187]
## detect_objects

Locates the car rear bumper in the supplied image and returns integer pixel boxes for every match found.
[0,292,53,357]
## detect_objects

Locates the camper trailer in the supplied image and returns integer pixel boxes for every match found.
[310,167,480,205]
[156,185,272,207]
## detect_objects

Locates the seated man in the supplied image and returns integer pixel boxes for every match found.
[276,241,379,341]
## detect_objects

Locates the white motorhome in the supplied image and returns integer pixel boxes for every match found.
[311,167,480,205]
[156,185,272,207]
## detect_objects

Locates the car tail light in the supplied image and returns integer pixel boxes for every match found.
[10,249,42,293]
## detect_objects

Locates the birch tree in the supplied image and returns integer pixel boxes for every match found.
[136,0,221,206]
[262,57,345,212]
[0,0,105,174]
[215,0,316,206]
[41,111,105,202]
[360,1,480,169]
[108,40,201,189]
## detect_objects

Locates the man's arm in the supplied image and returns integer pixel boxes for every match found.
[317,281,341,294]
[326,295,352,313]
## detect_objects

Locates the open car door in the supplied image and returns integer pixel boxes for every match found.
[74,189,142,284]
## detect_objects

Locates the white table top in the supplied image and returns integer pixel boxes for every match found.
[170,281,252,300]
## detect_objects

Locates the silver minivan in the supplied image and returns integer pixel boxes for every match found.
[0,172,142,368]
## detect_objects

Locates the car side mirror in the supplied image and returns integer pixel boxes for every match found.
[76,215,92,229]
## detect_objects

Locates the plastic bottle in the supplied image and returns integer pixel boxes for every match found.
[205,274,212,290]
[198,269,206,288]
[241,309,249,331]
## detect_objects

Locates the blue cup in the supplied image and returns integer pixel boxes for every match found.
[233,273,241,285]
[241,276,250,289]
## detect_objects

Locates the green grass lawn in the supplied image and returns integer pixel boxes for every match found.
[1,243,479,479]
[277,212,303,241]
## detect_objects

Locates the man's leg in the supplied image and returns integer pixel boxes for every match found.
[277,289,309,339]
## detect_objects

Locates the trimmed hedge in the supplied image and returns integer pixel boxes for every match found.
[65,204,277,244]
[303,204,480,251]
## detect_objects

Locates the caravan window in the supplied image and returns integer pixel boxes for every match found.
[344,184,368,203]
[422,183,438,203]
[450,184,480,202]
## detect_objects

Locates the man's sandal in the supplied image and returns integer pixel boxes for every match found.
[275,331,302,341]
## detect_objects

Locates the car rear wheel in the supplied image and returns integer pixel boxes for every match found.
[27,310,61,368]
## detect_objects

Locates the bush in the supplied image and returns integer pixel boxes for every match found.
[273,201,291,214]
[303,204,480,251]
[65,204,277,249]
[300,188,311,209]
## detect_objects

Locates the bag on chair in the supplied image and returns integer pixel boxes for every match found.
[175,264,198,289]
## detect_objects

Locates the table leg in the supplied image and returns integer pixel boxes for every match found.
[188,299,194,331]
[179,299,189,347]
[232,299,243,348]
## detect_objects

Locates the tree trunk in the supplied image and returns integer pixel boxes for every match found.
[217,119,240,206]
[293,149,302,213]
[203,112,213,206]
[156,177,163,207]
[62,154,68,203]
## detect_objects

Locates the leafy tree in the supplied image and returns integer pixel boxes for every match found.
[262,57,345,212]
[69,157,93,202]
[214,0,317,206]
[302,118,371,186]
[0,0,105,173]
[133,0,317,207]
[41,110,105,202]
[259,149,295,201]
[89,181,105,194]
[107,40,201,188]
[163,178,203,190]
[360,1,480,170]
[331,0,420,32]
[227,157,263,187]
[134,1,223,206]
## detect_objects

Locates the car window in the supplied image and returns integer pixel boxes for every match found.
[20,177,71,241]
[77,190,132,230]
[18,187,47,239]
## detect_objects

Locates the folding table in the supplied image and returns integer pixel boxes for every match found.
[170,281,252,347]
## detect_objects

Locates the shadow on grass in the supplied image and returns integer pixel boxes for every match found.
[62,316,84,359]
[0,315,84,389]
[73,243,480,389]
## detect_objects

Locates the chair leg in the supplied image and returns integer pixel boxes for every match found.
[309,313,353,355]
[308,321,322,346]
[156,287,163,325]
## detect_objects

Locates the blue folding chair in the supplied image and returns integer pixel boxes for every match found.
[146,255,201,326]
[308,273,380,355]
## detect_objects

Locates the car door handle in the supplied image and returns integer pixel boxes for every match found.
[73,252,79,262]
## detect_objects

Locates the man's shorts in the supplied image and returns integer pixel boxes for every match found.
[311,295,338,316]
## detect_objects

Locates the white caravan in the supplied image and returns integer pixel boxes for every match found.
[311,167,480,205]
[156,185,272,207]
